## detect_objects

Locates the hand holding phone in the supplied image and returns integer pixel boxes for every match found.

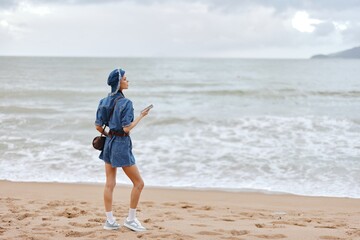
[141,104,153,114]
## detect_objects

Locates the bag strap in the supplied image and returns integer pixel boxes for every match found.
[100,95,124,136]
[109,95,124,119]
[100,125,106,136]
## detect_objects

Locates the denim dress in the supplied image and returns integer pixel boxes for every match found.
[95,93,136,167]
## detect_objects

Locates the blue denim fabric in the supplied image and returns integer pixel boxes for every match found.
[95,92,124,127]
[109,99,134,131]
[95,94,135,167]
[101,135,135,167]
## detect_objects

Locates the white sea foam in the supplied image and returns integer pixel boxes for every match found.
[2,115,358,197]
[134,116,360,198]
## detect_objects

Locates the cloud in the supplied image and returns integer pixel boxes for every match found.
[3,0,360,12]
[315,21,335,36]
[217,0,360,12]
[291,11,322,33]
[342,22,360,43]
[0,0,359,58]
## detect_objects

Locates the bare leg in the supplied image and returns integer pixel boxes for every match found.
[122,165,144,209]
[104,163,117,212]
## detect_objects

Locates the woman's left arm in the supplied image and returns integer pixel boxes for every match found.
[123,109,149,133]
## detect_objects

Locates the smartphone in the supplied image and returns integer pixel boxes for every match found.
[141,104,153,113]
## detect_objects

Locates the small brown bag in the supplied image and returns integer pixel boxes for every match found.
[92,126,106,151]
[92,136,106,150]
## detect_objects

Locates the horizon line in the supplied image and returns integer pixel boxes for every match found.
[0,55,310,60]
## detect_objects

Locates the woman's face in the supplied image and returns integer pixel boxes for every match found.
[119,75,128,90]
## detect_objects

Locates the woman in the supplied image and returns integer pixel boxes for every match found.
[95,68,150,232]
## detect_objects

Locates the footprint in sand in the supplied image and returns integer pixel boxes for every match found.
[193,213,216,219]
[40,200,64,210]
[319,236,344,240]
[162,202,177,207]
[153,225,165,230]
[198,205,212,211]
[256,223,284,229]
[17,212,37,221]
[190,223,208,227]
[8,205,23,214]
[221,237,246,240]
[32,227,55,232]
[271,220,306,227]
[163,211,184,220]
[56,207,87,218]
[16,234,47,240]
[95,212,106,217]
[197,231,222,236]
[168,216,183,220]
[254,234,287,239]
[63,230,96,238]
[148,233,195,239]
[239,211,272,220]
[141,201,155,207]
[143,218,151,223]
[46,200,65,207]
[314,225,338,229]
[102,233,122,240]
[88,218,103,223]
[230,230,249,236]
[181,204,194,209]
[148,233,173,238]
[255,223,265,228]
[68,222,100,228]
[41,217,52,221]
[4,197,21,202]
[220,218,236,222]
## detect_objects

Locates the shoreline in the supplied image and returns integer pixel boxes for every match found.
[1,179,358,200]
[1,180,360,239]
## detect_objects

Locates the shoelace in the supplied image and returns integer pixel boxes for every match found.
[134,218,143,227]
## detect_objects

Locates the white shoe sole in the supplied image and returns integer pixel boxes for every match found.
[124,223,146,232]
[103,226,120,230]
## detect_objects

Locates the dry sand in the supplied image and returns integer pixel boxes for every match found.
[0,180,359,240]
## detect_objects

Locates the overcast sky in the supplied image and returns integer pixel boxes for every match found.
[0,0,359,58]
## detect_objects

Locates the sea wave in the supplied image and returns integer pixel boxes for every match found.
[1,115,359,198]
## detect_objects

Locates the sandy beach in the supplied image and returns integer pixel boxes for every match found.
[0,180,359,240]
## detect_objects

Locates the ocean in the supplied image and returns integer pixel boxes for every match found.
[0,56,359,198]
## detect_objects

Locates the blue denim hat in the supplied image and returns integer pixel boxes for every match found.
[107,68,125,95]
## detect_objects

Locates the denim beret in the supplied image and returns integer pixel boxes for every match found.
[107,68,125,94]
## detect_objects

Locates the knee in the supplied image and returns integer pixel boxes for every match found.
[105,181,116,191]
[134,180,144,191]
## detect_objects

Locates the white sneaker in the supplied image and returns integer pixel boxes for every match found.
[123,218,146,232]
[103,220,120,230]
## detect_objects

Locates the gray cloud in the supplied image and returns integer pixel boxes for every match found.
[0,0,121,9]
[315,22,335,36]
[342,23,360,43]
[3,0,360,11]
[4,0,360,26]
[205,0,360,12]
[0,0,18,9]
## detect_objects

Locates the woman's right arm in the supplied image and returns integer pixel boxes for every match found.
[95,125,108,136]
